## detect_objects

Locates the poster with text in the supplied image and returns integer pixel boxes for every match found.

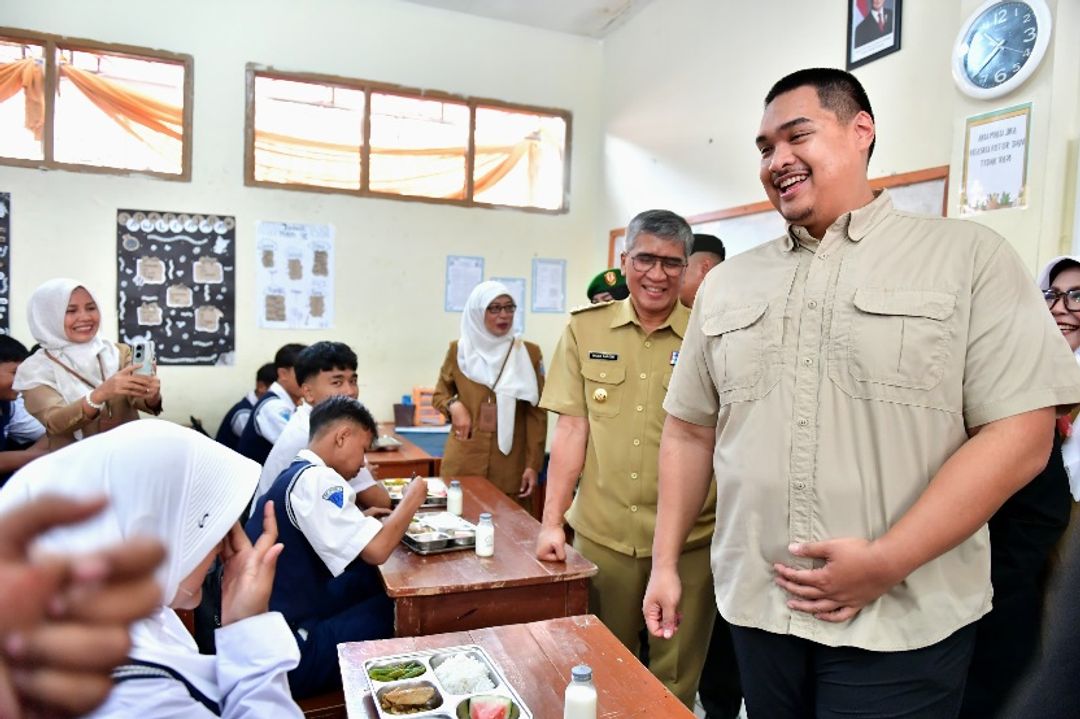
[961,104,1031,215]
[256,222,335,329]
[116,209,236,365]
[531,258,566,313]
[445,255,484,311]
[0,193,10,334]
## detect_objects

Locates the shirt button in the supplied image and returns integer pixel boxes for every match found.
[630,505,638,512]
[797,418,808,427]
[599,372,607,379]
[807,300,818,309]
[633,439,641,446]
[818,252,829,260]
[630,472,639,479]
[794,481,806,490]
[802,357,813,366]
[644,341,652,349]
[639,372,647,379]
[636,405,644,412]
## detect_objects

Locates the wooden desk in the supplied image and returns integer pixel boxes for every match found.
[379,476,597,636]
[368,423,440,478]
[338,615,695,719]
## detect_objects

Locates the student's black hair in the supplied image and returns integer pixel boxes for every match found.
[309,395,377,441]
[295,341,358,387]
[255,362,277,387]
[765,68,876,160]
[274,343,307,370]
[0,335,30,364]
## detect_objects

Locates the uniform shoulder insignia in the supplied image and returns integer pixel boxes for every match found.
[570,300,614,314]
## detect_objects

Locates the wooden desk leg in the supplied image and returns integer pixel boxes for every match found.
[566,579,589,616]
[394,598,423,637]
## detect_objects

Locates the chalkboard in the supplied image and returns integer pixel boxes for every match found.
[116,208,236,365]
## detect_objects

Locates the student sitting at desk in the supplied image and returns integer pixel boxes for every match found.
[237,343,306,464]
[246,395,426,698]
[216,362,276,451]
[0,335,48,484]
[253,341,390,510]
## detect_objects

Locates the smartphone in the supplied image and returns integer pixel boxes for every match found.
[131,340,156,376]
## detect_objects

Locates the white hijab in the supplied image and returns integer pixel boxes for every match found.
[457,281,539,455]
[0,419,259,701]
[1038,256,1080,500]
[13,278,121,402]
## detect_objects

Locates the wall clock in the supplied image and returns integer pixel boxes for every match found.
[952,0,1052,99]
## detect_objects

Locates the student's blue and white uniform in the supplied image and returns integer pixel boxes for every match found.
[0,397,45,485]
[246,449,393,698]
[236,382,294,464]
[215,391,256,451]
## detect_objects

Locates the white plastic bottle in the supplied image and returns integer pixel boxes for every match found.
[446,480,463,516]
[564,664,597,719]
[475,512,495,557]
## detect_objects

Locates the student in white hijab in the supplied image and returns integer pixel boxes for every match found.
[13,278,161,449]
[0,419,303,719]
[960,255,1080,717]
[433,281,546,510]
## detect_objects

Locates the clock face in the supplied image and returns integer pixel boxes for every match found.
[953,0,1052,99]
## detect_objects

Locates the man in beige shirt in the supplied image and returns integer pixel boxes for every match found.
[644,68,1080,717]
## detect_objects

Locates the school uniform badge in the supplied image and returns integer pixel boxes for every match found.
[322,486,345,508]
[670,351,679,366]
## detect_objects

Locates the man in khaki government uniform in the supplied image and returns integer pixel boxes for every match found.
[536,209,717,707]
[644,68,1080,718]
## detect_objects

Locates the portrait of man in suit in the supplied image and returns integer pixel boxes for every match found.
[847,0,901,70]
[854,0,894,47]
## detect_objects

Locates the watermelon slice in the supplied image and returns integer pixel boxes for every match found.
[469,694,513,719]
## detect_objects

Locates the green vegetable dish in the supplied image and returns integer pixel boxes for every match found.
[368,660,427,682]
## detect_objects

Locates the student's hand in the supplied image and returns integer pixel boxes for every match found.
[142,374,162,406]
[774,538,903,623]
[402,477,428,511]
[449,403,472,441]
[220,502,284,627]
[643,565,683,640]
[535,524,566,562]
[92,365,153,404]
[363,507,392,518]
[518,468,538,498]
[0,495,165,719]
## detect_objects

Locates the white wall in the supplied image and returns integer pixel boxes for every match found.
[0,0,604,431]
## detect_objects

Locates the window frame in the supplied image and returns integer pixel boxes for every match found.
[245,64,572,214]
[0,27,194,181]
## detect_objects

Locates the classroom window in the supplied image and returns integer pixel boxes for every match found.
[246,67,571,213]
[0,31,192,179]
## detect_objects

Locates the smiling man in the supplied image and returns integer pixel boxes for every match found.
[536,209,717,707]
[644,68,1080,717]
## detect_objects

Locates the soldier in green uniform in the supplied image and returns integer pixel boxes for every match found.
[536,209,717,708]
[586,267,629,304]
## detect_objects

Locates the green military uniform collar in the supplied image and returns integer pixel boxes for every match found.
[784,189,893,251]
[609,298,688,338]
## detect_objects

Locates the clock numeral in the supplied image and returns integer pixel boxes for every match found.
[1024,26,1037,42]
[1024,48,1032,57]
[1013,63,1021,72]
[993,7,1007,24]
[1024,13,1032,23]
[994,69,1008,83]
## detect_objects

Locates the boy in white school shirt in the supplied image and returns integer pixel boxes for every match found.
[236,343,306,464]
[246,395,426,698]
[253,341,391,510]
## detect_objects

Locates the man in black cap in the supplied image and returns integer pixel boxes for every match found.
[680,234,726,308]
[586,267,630,303]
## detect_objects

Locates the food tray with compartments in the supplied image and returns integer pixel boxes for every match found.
[402,513,477,555]
[381,477,448,509]
[363,644,531,719]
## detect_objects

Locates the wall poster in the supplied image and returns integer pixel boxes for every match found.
[116,209,236,365]
[255,221,335,329]
[961,103,1032,215]
[0,193,9,334]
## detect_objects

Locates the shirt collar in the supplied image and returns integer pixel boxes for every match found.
[297,448,326,467]
[783,189,893,251]
[245,390,257,405]
[268,381,290,402]
[609,297,688,338]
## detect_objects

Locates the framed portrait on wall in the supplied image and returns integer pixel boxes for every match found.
[847,0,903,70]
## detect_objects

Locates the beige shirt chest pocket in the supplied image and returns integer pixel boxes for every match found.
[703,302,777,405]
[581,362,625,418]
[829,287,958,407]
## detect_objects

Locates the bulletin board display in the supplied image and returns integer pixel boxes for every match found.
[116,209,236,366]
[0,193,9,334]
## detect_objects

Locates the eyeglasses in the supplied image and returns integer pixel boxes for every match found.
[627,253,687,276]
[1044,288,1080,312]
[486,303,517,316]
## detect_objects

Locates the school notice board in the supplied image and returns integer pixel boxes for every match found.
[116,209,236,365]
[0,193,10,334]
[255,221,335,329]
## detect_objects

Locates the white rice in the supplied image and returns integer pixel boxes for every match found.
[434,653,496,694]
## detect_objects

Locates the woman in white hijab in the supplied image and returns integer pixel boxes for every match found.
[960,255,1080,717]
[14,278,161,449]
[433,281,546,511]
[0,419,303,718]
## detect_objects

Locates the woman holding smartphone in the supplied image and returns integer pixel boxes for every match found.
[14,278,161,448]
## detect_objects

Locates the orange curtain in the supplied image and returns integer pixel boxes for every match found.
[58,63,182,141]
[0,58,45,140]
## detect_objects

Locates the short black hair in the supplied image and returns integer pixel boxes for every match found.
[309,395,377,441]
[274,343,307,370]
[691,234,726,263]
[295,341,358,386]
[0,335,30,364]
[765,68,876,160]
[255,362,277,387]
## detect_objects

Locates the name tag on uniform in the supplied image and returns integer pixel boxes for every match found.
[670,351,679,366]
[588,352,618,361]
